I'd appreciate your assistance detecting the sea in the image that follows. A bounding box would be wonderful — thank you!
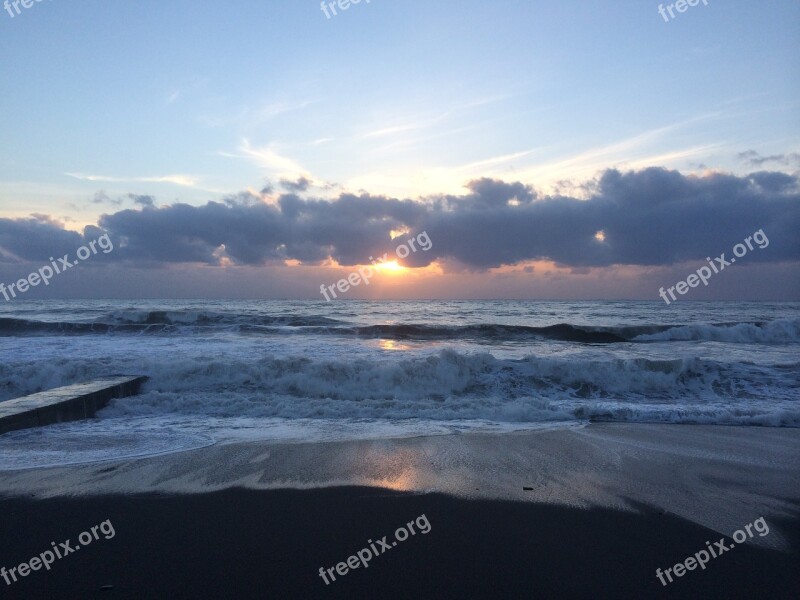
[0,300,798,469]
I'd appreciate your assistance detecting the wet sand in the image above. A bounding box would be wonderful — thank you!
[1,424,799,598]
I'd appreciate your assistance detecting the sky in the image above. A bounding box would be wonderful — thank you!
[0,0,798,300]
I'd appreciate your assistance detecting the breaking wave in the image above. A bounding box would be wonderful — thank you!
[1,313,797,345]
[2,350,797,426]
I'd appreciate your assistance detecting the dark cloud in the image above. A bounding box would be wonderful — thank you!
[0,215,84,263]
[738,150,800,169]
[1,168,798,270]
[91,191,124,206]
[260,181,274,195]
[462,178,536,208]
[91,192,155,208]
[279,176,311,192]
[131,194,155,208]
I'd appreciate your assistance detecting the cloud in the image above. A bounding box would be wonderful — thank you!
[738,150,800,168]
[131,194,156,208]
[2,168,798,271]
[223,140,308,179]
[65,172,202,188]
[0,215,85,263]
[91,191,125,206]
[89,192,156,208]
[260,182,274,195]
[279,176,311,192]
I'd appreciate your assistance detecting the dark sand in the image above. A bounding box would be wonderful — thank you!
[1,424,799,599]
[1,488,798,599]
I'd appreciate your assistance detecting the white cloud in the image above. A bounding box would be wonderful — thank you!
[65,172,201,188]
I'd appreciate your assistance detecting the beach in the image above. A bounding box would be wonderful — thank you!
[2,423,799,598]
[1,300,798,598]
[3,0,799,596]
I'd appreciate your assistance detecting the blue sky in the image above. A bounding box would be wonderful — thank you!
[0,0,798,299]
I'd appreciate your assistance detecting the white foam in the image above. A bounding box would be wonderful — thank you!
[633,319,800,343]
[0,423,214,471]
[0,416,581,470]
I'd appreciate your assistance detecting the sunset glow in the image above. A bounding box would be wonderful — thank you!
[374,260,408,275]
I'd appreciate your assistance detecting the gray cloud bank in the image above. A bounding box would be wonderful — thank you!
[1,168,798,271]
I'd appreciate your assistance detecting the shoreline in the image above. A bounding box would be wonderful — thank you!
[1,424,799,598]
[2,424,797,530]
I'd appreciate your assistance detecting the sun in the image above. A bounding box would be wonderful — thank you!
[375,260,408,274]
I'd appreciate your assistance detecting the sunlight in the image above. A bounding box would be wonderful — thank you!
[375,260,408,274]
[378,339,412,351]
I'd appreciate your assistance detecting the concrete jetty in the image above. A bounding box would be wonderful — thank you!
[0,376,148,435]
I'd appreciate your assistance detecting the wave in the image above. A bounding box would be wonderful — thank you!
[346,323,629,343]
[1,314,798,344]
[0,311,345,336]
[0,318,126,335]
[103,310,344,327]
[631,319,800,343]
[2,350,797,426]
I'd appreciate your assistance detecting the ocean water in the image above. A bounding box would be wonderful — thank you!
[0,300,798,469]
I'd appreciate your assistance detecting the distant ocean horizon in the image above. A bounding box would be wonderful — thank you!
[1,299,798,469]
